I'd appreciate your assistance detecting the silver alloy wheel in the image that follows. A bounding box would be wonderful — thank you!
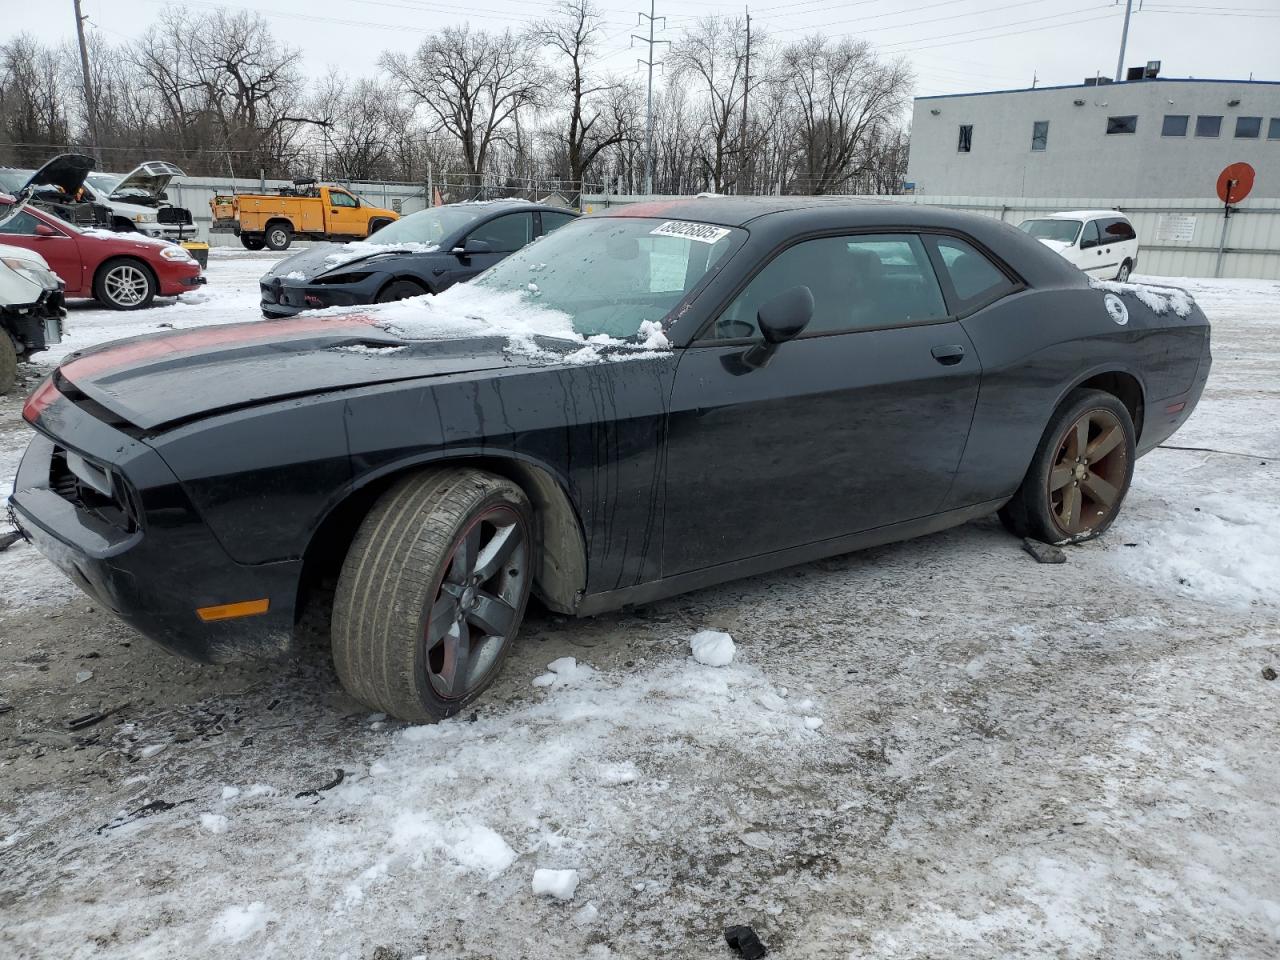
[103,263,150,306]
[269,227,288,247]
[425,506,529,699]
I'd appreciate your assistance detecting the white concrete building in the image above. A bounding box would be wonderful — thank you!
[906,77,1280,199]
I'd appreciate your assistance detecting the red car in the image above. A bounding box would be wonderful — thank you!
[0,194,204,310]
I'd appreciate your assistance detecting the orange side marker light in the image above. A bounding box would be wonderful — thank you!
[196,599,270,622]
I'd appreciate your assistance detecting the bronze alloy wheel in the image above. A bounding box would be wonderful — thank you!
[424,505,529,700]
[1047,408,1129,537]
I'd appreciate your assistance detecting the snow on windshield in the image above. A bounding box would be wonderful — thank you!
[1091,278,1195,318]
[365,281,670,363]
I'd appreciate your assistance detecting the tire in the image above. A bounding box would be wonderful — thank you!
[1116,259,1132,282]
[241,234,266,251]
[332,468,535,722]
[264,222,292,251]
[0,333,17,395]
[998,388,1136,545]
[376,280,427,303]
[93,258,156,310]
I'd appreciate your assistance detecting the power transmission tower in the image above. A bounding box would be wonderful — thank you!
[72,0,103,166]
[633,0,669,195]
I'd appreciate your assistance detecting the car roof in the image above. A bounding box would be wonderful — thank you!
[1034,210,1129,221]
[440,200,573,214]
[598,195,900,227]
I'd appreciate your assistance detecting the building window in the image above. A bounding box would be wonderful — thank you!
[1106,115,1138,135]
[1235,116,1262,139]
[1270,118,1280,140]
[1196,115,1222,138]
[1162,114,1189,137]
[1031,120,1049,151]
[957,124,973,153]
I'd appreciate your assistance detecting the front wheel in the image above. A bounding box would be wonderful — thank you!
[331,469,534,722]
[376,280,427,303]
[94,258,156,310]
[264,223,292,250]
[999,388,1136,544]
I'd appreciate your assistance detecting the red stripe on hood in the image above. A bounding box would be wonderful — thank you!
[59,314,379,382]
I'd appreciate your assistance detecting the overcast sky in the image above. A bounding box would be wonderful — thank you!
[10,0,1280,101]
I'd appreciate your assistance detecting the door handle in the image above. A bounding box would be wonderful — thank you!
[931,344,965,365]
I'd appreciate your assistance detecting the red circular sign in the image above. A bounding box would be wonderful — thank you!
[1217,162,1255,204]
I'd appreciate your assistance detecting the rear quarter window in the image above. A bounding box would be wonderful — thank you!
[928,235,1017,311]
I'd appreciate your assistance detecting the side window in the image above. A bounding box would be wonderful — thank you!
[1235,116,1262,139]
[957,124,973,153]
[711,233,947,339]
[540,211,576,235]
[469,213,533,253]
[1162,114,1189,137]
[1106,115,1138,135]
[0,211,42,235]
[1080,220,1102,249]
[930,236,1015,309]
[329,191,357,208]
[1195,115,1222,138]
[1103,218,1136,242]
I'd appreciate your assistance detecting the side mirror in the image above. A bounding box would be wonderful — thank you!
[452,238,493,256]
[743,285,814,368]
[34,223,58,237]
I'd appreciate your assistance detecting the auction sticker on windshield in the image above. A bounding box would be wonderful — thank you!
[650,221,732,244]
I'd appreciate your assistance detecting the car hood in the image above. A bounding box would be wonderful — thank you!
[1036,238,1075,254]
[266,241,444,281]
[54,314,521,431]
[108,160,184,201]
[22,153,95,196]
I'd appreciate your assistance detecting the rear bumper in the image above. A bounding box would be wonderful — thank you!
[1136,339,1211,456]
[9,403,301,663]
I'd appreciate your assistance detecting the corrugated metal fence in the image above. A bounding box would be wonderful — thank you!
[581,193,1280,281]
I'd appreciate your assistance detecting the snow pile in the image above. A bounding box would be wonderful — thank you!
[531,655,595,688]
[689,629,736,666]
[79,228,175,249]
[322,241,440,270]
[199,814,229,835]
[207,902,275,944]
[1091,278,1195,317]
[531,868,580,901]
[370,281,672,364]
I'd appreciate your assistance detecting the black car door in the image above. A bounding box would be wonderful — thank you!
[661,232,982,577]
[447,212,536,283]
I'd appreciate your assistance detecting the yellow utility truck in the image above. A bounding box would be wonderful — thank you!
[209,179,398,250]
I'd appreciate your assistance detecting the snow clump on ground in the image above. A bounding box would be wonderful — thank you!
[689,629,736,666]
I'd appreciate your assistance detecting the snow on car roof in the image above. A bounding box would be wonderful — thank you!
[1039,210,1132,220]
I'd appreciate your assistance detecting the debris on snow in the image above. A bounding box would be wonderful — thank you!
[1263,667,1277,682]
[532,868,580,901]
[803,717,824,731]
[207,902,275,944]
[690,630,736,667]
[138,743,166,759]
[1023,538,1067,564]
[295,768,345,799]
[573,901,600,926]
[725,924,769,959]
[74,670,93,684]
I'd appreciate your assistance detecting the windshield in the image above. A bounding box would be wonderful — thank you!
[0,170,32,194]
[371,206,495,246]
[1019,218,1082,244]
[474,216,744,339]
[86,173,122,194]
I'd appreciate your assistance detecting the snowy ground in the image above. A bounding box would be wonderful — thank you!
[1,260,1278,959]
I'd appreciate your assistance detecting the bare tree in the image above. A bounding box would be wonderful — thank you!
[308,73,415,180]
[530,0,634,183]
[781,35,911,195]
[0,35,72,166]
[668,16,752,193]
[383,26,544,193]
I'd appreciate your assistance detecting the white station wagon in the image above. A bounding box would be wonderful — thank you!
[1018,210,1139,281]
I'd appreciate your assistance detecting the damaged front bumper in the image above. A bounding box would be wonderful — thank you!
[2,288,65,356]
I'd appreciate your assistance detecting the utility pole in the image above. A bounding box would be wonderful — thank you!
[633,0,668,195]
[72,0,103,166]
[1114,0,1135,82]
[740,8,751,195]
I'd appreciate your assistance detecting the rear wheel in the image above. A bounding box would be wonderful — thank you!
[1116,259,1133,282]
[264,222,292,251]
[241,234,266,251]
[331,469,534,722]
[0,333,17,394]
[376,280,427,303]
[999,388,1135,544]
[94,258,156,310]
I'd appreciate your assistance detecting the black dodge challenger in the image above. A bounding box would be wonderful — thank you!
[259,200,577,317]
[11,197,1211,721]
